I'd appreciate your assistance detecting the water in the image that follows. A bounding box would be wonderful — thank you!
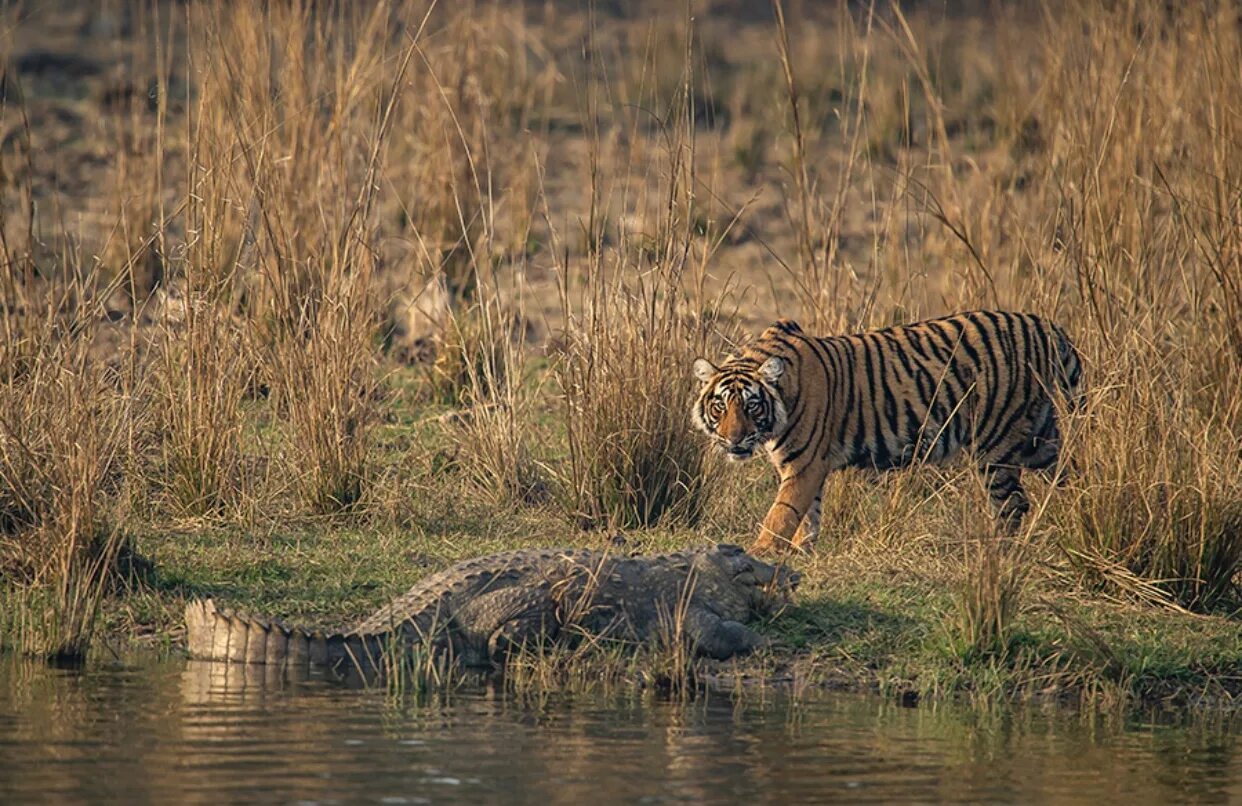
[0,655,1238,804]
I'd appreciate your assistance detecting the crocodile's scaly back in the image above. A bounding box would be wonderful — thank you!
[350,548,606,635]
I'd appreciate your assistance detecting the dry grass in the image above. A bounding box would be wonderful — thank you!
[152,163,252,517]
[551,245,725,528]
[945,536,1028,662]
[447,297,548,506]
[188,0,414,514]
[548,11,731,529]
[0,0,1239,696]
[1051,338,1242,610]
[0,280,137,658]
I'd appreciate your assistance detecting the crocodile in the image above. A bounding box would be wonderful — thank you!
[184,544,799,675]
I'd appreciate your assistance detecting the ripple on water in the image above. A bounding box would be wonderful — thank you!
[0,655,1238,804]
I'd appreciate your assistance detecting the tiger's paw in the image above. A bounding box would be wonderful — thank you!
[748,537,779,556]
[789,538,816,555]
[750,536,803,556]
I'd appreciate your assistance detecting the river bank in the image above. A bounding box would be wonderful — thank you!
[65,384,1239,714]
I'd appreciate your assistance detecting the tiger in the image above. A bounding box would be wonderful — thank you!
[691,310,1083,553]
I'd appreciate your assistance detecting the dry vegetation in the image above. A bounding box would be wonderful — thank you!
[0,0,1240,706]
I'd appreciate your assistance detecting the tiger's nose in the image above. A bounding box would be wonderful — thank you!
[718,410,749,444]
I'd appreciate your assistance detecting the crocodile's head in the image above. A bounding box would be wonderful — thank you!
[690,544,800,620]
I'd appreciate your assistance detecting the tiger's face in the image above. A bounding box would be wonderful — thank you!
[691,356,788,461]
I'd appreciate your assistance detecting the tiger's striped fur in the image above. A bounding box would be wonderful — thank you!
[692,311,1082,553]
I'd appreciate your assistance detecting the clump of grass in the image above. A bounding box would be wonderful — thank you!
[415,307,507,407]
[645,583,703,699]
[944,537,1027,663]
[0,291,136,659]
[503,638,714,702]
[147,59,259,518]
[271,284,381,515]
[0,29,142,659]
[380,626,460,700]
[448,308,548,507]
[502,640,631,699]
[1051,341,1242,611]
[554,263,720,529]
[154,306,250,518]
[187,0,419,515]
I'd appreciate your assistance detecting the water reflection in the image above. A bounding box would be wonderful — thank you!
[0,654,1238,804]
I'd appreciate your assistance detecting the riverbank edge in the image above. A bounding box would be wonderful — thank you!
[64,588,1242,716]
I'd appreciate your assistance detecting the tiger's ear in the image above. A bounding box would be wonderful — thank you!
[692,358,718,382]
[758,356,785,384]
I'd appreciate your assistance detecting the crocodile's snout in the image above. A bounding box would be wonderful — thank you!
[746,557,799,590]
[740,558,798,615]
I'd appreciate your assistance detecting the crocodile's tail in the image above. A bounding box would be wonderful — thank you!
[185,599,388,673]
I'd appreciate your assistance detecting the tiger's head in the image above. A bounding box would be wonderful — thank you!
[691,355,789,461]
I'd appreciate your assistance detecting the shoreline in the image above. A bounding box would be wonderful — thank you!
[63,527,1241,716]
[63,626,1242,715]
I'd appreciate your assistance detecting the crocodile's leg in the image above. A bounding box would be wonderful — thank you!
[449,586,558,668]
[487,604,560,665]
[684,607,770,660]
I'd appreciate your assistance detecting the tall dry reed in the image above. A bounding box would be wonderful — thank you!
[0,279,137,658]
[187,1,424,513]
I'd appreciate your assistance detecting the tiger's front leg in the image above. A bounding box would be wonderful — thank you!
[790,495,822,552]
[752,466,828,555]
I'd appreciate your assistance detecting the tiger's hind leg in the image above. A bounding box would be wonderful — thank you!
[1017,400,1076,487]
[981,463,1029,533]
[1032,450,1078,489]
